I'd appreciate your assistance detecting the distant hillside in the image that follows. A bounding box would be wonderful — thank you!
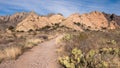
[0,12,29,30]
[0,11,120,32]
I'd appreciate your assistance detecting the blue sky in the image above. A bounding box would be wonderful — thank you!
[0,0,120,17]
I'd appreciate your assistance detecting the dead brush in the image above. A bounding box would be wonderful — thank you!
[4,46,22,59]
[24,38,42,48]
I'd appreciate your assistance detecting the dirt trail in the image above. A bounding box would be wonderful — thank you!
[0,36,63,68]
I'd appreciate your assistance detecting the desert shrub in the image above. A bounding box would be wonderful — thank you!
[111,40,117,45]
[35,29,38,31]
[51,23,60,30]
[74,22,81,26]
[60,33,89,54]
[78,32,88,40]
[8,26,14,30]
[41,25,51,30]
[4,46,22,59]
[24,42,36,48]
[29,31,37,35]
[0,37,43,62]
[24,38,42,48]
[59,48,120,68]
[101,27,107,30]
[106,40,117,45]
[62,34,73,41]
[16,30,24,32]
[28,29,33,32]
[42,36,48,39]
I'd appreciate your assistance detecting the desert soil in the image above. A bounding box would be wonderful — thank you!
[0,36,62,68]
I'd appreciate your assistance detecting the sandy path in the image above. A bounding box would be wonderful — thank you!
[0,36,62,68]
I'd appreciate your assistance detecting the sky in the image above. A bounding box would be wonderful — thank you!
[0,0,120,17]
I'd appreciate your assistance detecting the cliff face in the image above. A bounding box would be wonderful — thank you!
[0,11,120,32]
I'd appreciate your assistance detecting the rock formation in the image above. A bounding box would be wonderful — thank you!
[0,12,29,30]
[0,11,120,32]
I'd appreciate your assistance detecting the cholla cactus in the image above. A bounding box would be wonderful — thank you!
[59,47,120,68]
[59,56,75,68]
[72,48,83,64]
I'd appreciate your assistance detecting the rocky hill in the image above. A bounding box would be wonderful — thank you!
[62,11,119,31]
[0,12,29,31]
[16,12,65,31]
[0,11,120,32]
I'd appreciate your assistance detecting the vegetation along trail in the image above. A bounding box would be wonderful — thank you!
[0,35,63,68]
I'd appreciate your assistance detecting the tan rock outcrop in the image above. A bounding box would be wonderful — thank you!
[16,13,65,31]
[49,14,64,24]
[0,12,29,30]
[62,11,114,31]
[1,11,120,32]
[16,12,50,31]
[62,13,84,31]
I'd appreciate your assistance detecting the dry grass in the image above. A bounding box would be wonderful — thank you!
[0,38,43,62]
[0,46,22,62]
[0,29,57,63]
[27,38,42,44]
[24,38,42,48]
[4,46,22,59]
[56,34,65,44]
